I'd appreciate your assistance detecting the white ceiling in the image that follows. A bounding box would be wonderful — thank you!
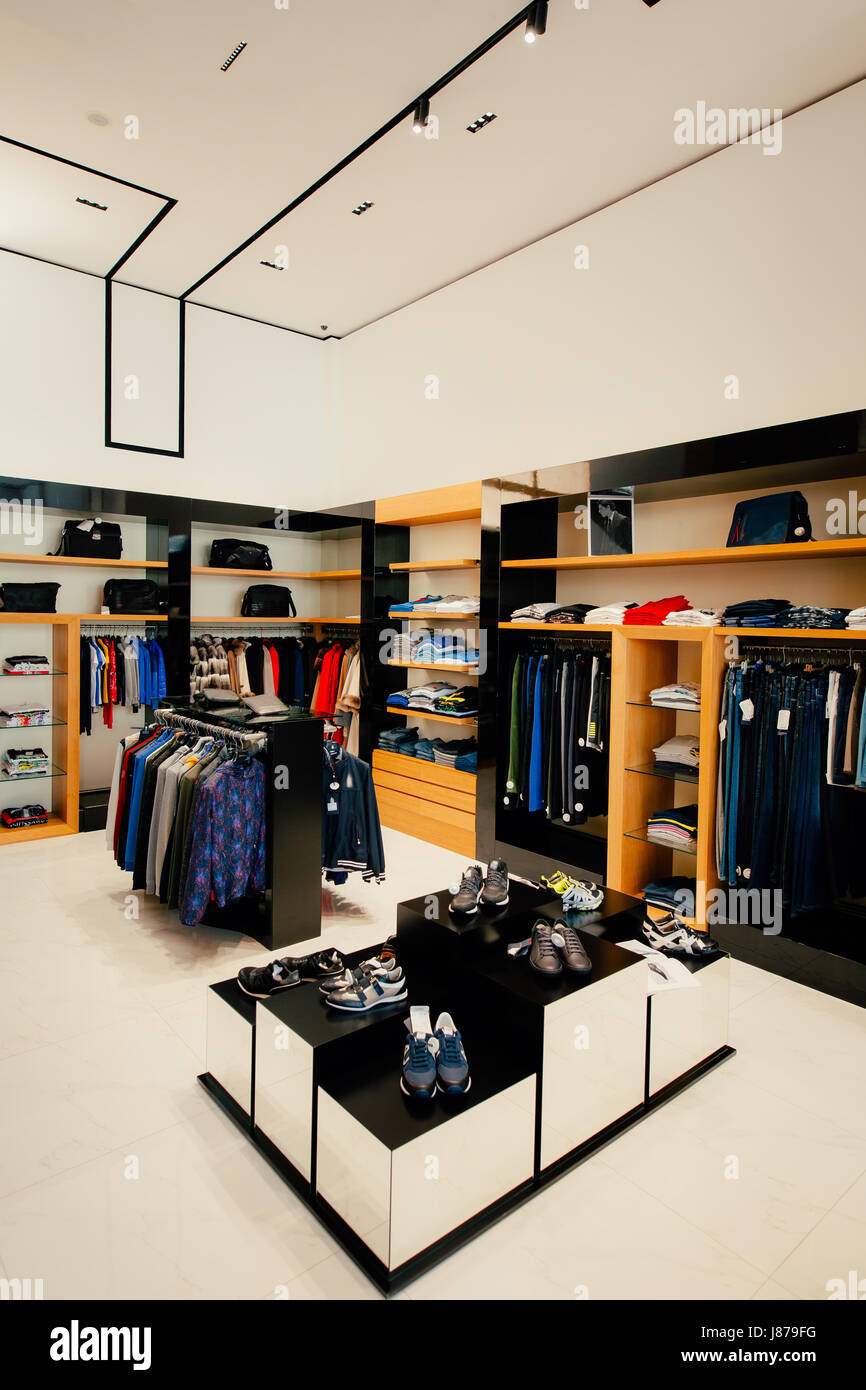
[1,0,865,336]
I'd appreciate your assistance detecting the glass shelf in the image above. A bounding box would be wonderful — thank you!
[626,700,700,711]
[0,670,66,676]
[626,763,699,782]
[1,763,66,782]
[0,721,65,731]
[624,828,697,855]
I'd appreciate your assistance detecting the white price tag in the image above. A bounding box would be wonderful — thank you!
[739,698,755,722]
[777,709,791,731]
[718,718,727,741]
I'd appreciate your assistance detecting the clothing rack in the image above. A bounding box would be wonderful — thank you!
[191,623,315,638]
[732,640,866,664]
[153,706,267,751]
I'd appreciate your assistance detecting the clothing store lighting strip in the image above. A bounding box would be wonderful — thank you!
[76,197,108,210]
[466,112,497,133]
[220,42,247,72]
[259,259,284,270]
[351,200,374,216]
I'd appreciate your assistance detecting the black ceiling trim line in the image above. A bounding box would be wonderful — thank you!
[179,4,535,300]
[0,242,105,281]
[106,196,177,279]
[0,132,175,201]
[335,68,866,339]
[104,279,185,457]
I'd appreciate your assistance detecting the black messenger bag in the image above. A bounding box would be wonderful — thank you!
[0,582,60,612]
[54,518,123,559]
[103,579,161,615]
[240,585,296,618]
[209,539,272,570]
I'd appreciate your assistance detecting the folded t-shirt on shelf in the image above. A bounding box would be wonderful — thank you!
[649,682,701,710]
[583,601,638,624]
[652,734,700,770]
[510,602,560,623]
[0,702,51,726]
[390,595,441,613]
[647,803,699,848]
[846,606,866,630]
[663,608,722,627]
[721,599,790,628]
[546,603,595,624]
[2,654,50,674]
[777,605,849,629]
[623,595,691,626]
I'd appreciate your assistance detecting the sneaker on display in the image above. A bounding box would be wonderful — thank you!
[434,1012,471,1095]
[400,1005,437,1100]
[318,947,398,995]
[449,864,484,916]
[552,920,592,974]
[480,859,509,909]
[325,966,409,1012]
[237,948,346,998]
[539,869,603,912]
[529,918,563,976]
[641,912,719,956]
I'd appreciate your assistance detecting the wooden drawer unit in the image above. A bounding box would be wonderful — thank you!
[372,749,476,856]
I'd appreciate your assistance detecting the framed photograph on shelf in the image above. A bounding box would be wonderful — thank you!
[588,490,634,557]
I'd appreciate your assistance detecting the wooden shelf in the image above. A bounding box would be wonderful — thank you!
[73,613,166,621]
[191,616,361,625]
[387,659,478,672]
[499,621,617,632]
[387,611,479,622]
[192,567,361,580]
[376,482,482,527]
[0,812,76,845]
[501,538,866,570]
[716,627,865,640]
[386,705,477,725]
[0,553,166,570]
[0,613,78,624]
[388,559,478,573]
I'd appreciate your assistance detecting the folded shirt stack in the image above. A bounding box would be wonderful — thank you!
[623,595,691,626]
[1,803,48,828]
[846,606,866,631]
[390,594,441,613]
[721,598,790,627]
[414,737,444,762]
[663,607,722,627]
[435,594,480,614]
[546,603,595,624]
[652,733,700,777]
[432,737,478,771]
[647,803,699,849]
[649,682,701,711]
[583,601,638,625]
[2,654,50,674]
[0,702,51,726]
[510,602,560,623]
[642,876,697,914]
[377,726,420,756]
[390,632,415,663]
[776,605,849,629]
[433,685,478,717]
[413,631,478,664]
[2,746,50,778]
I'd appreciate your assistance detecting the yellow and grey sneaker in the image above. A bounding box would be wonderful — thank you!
[539,870,603,912]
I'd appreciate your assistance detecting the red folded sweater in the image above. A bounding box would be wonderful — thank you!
[623,595,691,626]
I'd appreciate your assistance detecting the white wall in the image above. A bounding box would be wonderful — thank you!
[0,252,331,507]
[331,79,866,507]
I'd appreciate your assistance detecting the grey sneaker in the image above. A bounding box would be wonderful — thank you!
[434,1012,471,1095]
[318,948,398,995]
[324,967,408,1013]
[554,920,592,974]
[237,957,300,998]
[449,864,484,916]
[481,859,509,908]
[529,919,562,976]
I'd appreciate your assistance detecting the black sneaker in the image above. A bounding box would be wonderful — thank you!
[237,948,345,998]
[449,864,484,916]
[553,920,592,974]
[480,859,509,908]
[529,919,562,976]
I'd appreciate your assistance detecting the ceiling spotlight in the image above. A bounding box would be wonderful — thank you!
[351,199,374,216]
[466,111,497,134]
[412,97,430,133]
[524,0,547,42]
[75,196,107,210]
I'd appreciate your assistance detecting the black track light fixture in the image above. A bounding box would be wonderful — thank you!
[412,97,430,133]
[524,0,548,43]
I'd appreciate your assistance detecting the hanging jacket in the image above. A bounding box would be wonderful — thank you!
[322,747,385,882]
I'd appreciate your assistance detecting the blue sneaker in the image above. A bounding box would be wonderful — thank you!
[434,1012,471,1095]
[401,1006,437,1100]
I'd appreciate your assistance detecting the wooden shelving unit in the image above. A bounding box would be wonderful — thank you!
[386,659,478,672]
[385,705,477,725]
[501,537,866,570]
[191,566,361,580]
[388,559,478,573]
[388,610,479,622]
[0,553,167,570]
[0,613,79,846]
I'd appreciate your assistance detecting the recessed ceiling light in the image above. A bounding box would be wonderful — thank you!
[220,41,246,72]
[259,259,284,270]
[75,196,108,210]
[86,111,110,126]
[351,200,374,216]
[466,111,497,133]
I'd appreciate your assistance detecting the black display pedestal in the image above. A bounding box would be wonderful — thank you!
[200,879,734,1294]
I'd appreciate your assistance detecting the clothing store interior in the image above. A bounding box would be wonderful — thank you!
[1,0,865,1318]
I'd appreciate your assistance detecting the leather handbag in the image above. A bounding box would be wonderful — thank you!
[209,539,272,570]
[0,582,60,612]
[53,518,122,559]
[241,584,296,618]
[102,579,161,614]
[726,491,812,547]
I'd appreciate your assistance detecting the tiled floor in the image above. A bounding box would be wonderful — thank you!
[0,827,864,1301]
